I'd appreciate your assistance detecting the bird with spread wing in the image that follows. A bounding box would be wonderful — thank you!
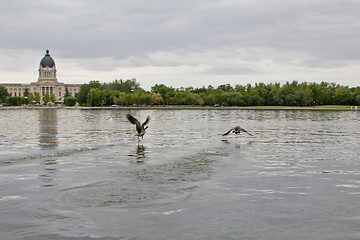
[222,126,253,136]
[126,114,150,141]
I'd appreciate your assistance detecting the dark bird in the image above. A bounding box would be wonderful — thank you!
[126,114,150,141]
[222,126,253,136]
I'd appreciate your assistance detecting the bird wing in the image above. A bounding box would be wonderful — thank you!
[222,128,234,136]
[238,126,253,136]
[126,113,141,132]
[126,114,139,125]
[142,116,150,127]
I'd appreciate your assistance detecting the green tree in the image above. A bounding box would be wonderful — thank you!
[89,88,105,106]
[298,83,313,106]
[322,86,335,105]
[50,94,56,103]
[88,80,103,90]
[76,84,91,105]
[272,92,284,106]
[76,80,115,106]
[7,96,19,106]
[64,96,77,106]
[334,85,352,105]
[285,93,298,106]
[0,86,9,103]
[69,80,360,107]
[169,91,187,105]
[192,86,209,94]
[43,92,50,105]
[201,92,217,106]
[234,84,246,93]
[103,89,125,106]
[217,84,233,92]
[185,93,204,105]
[140,94,154,106]
[124,94,132,106]
[64,86,71,98]
[27,92,35,103]
[309,82,323,105]
[34,92,41,103]
[356,94,360,105]
[106,79,141,93]
[114,92,127,106]
[221,92,244,106]
[151,84,175,104]
[150,92,163,105]
[7,96,26,106]
[130,92,141,106]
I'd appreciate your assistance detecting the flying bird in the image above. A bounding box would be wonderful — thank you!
[126,114,150,141]
[222,126,253,136]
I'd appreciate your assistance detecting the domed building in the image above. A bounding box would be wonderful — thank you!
[40,50,56,68]
[1,50,81,103]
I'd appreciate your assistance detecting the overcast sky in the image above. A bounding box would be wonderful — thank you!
[1,0,359,90]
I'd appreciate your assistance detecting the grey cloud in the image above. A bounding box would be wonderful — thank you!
[1,0,360,87]
[2,0,360,61]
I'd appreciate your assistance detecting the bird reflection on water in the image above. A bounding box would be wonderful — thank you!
[136,144,146,160]
[221,138,256,149]
[128,144,147,162]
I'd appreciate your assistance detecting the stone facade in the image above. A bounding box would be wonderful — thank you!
[0,50,81,102]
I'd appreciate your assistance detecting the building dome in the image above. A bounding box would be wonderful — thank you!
[40,50,55,68]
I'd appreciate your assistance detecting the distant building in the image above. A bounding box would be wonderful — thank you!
[0,50,81,102]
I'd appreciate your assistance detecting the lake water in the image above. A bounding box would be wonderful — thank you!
[0,108,359,240]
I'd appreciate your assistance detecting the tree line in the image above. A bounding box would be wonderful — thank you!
[1,79,360,107]
[74,79,360,107]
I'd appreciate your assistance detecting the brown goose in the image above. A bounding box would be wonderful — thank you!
[223,126,253,136]
[126,114,150,140]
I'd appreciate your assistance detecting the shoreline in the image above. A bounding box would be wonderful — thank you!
[1,105,359,111]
